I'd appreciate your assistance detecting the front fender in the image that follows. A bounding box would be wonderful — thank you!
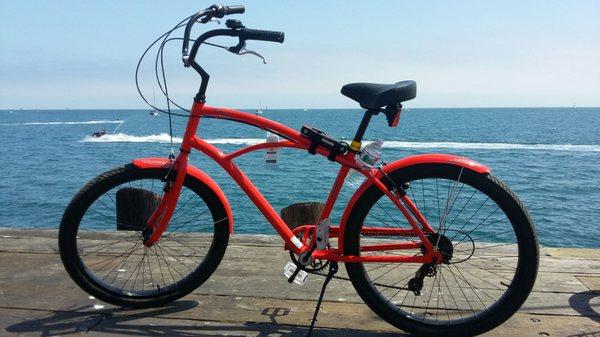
[132,157,234,234]
[339,154,490,247]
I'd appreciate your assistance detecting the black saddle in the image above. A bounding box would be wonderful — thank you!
[341,81,417,109]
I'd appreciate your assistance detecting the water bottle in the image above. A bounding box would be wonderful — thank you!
[345,139,384,188]
[357,139,383,168]
[265,132,279,165]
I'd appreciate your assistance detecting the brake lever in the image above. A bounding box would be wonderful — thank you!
[199,17,221,25]
[239,47,267,64]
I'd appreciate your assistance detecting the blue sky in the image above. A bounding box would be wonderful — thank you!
[1,1,599,109]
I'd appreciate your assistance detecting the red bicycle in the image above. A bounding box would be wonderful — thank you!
[59,4,539,336]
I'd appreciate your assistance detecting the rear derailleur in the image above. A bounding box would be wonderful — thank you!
[408,232,454,296]
[407,263,437,296]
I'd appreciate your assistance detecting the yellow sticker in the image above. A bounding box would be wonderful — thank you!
[350,140,361,151]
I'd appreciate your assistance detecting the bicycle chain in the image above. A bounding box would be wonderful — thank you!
[305,268,412,291]
[290,238,413,291]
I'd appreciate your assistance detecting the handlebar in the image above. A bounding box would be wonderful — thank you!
[182,4,284,66]
[180,4,285,101]
[182,4,246,63]
[239,28,285,43]
[223,5,245,15]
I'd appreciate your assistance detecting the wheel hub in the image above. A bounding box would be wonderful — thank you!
[426,233,453,264]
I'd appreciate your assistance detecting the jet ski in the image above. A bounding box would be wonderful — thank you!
[91,129,107,138]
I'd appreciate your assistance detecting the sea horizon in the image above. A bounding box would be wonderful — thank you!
[2,106,600,111]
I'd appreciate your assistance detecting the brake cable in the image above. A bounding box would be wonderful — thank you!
[135,16,189,114]
[137,10,276,156]
[137,16,237,119]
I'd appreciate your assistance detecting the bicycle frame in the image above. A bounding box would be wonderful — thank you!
[140,100,488,264]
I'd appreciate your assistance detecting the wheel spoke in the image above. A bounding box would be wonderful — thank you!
[70,173,220,299]
[351,168,529,327]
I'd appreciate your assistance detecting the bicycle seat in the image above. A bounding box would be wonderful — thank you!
[341,81,417,109]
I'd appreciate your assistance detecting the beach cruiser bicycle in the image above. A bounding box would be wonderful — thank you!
[59,4,539,336]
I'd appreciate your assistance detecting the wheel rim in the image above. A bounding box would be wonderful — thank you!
[354,168,523,325]
[73,174,220,298]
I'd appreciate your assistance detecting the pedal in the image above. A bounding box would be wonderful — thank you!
[283,261,308,286]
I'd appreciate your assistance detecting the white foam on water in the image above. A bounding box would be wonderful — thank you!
[83,133,183,143]
[382,141,600,152]
[81,134,600,152]
[0,120,123,126]
[206,138,263,145]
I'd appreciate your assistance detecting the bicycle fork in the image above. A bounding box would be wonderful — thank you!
[142,105,203,247]
[142,153,189,246]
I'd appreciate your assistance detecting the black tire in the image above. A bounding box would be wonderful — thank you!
[59,164,230,308]
[344,164,538,336]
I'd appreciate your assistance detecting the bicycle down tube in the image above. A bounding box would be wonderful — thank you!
[145,100,440,264]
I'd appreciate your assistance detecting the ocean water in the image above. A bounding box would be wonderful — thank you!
[0,107,599,248]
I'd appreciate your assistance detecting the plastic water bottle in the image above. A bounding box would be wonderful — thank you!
[345,139,384,188]
[357,139,384,167]
[265,132,279,165]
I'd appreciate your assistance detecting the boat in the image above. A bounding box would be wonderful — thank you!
[149,88,160,116]
[91,129,107,138]
[255,101,264,114]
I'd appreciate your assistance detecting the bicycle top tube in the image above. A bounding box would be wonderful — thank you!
[187,102,362,170]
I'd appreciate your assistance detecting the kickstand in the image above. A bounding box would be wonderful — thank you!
[307,261,338,337]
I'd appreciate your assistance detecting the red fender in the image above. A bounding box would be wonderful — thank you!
[339,154,490,250]
[132,157,234,234]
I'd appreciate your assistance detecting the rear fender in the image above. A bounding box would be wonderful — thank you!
[339,154,490,250]
[132,157,234,234]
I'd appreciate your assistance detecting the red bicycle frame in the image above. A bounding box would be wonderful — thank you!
[139,100,489,264]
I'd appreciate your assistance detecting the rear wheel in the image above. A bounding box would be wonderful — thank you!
[59,164,230,308]
[344,164,538,336]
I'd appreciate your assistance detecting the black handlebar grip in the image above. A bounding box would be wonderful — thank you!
[224,5,245,15]
[240,28,285,43]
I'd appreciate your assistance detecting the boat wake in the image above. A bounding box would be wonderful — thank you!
[1,120,123,126]
[383,141,600,152]
[83,133,183,143]
[81,134,600,152]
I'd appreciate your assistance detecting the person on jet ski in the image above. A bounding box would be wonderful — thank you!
[92,129,106,138]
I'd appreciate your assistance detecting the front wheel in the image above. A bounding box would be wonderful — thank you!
[59,164,230,308]
[344,164,538,336]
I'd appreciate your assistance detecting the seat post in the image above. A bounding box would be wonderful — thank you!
[349,109,378,152]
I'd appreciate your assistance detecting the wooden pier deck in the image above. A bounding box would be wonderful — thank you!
[0,228,598,336]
